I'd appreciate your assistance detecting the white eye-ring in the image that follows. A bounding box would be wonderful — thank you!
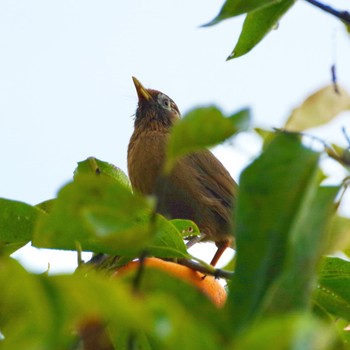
[163,98,170,108]
[158,94,172,110]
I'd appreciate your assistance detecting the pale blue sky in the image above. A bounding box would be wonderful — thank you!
[1,1,349,272]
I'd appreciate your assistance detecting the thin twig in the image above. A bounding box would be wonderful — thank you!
[342,127,350,148]
[177,258,234,279]
[132,251,148,293]
[331,64,340,95]
[304,0,350,25]
[274,128,349,165]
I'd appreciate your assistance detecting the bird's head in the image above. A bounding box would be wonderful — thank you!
[132,76,180,130]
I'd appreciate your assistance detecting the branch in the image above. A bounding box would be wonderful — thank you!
[304,0,350,25]
[178,258,234,279]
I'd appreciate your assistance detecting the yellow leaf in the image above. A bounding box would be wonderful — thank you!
[285,85,350,131]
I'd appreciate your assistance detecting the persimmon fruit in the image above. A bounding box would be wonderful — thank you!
[113,257,227,307]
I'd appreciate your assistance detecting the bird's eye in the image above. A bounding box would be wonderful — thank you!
[163,98,170,108]
[158,94,172,110]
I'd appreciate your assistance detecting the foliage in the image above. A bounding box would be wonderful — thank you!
[1,94,350,348]
[2,2,350,349]
[205,0,350,59]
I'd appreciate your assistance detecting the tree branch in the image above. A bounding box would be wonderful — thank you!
[178,258,234,279]
[304,0,350,25]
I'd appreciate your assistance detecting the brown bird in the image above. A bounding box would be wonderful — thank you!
[127,77,237,266]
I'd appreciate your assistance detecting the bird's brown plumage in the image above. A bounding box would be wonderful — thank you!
[127,77,237,265]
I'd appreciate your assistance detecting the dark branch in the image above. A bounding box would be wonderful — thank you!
[331,64,340,95]
[304,0,350,25]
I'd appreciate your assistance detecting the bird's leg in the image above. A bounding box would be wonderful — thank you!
[186,233,207,249]
[210,241,230,267]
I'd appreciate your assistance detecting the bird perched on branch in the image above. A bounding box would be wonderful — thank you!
[127,77,237,266]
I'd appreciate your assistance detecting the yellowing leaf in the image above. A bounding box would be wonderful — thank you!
[285,85,350,131]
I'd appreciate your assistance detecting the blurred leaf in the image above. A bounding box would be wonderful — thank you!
[326,215,350,255]
[116,267,229,349]
[227,0,295,59]
[0,198,43,254]
[33,175,189,259]
[203,0,282,26]
[326,143,350,167]
[335,319,350,348]
[285,85,350,131]
[228,134,320,335]
[165,107,250,172]
[314,257,350,322]
[0,257,69,350]
[36,199,55,214]
[0,257,151,350]
[234,313,336,349]
[254,127,277,149]
[221,254,236,272]
[345,22,350,34]
[33,175,154,255]
[74,157,131,189]
[265,185,339,313]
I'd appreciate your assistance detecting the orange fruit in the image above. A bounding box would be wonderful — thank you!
[114,257,227,307]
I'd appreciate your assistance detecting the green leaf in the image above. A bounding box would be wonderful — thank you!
[234,313,336,349]
[228,133,320,335]
[148,215,190,258]
[314,257,350,322]
[165,107,250,172]
[36,199,56,214]
[170,219,200,238]
[0,258,66,350]
[326,215,350,255]
[117,267,229,349]
[74,156,131,189]
[0,257,151,350]
[254,127,277,150]
[0,198,43,254]
[33,174,154,255]
[228,0,295,59]
[204,0,284,26]
[285,85,350,131]
[265,185,339,313]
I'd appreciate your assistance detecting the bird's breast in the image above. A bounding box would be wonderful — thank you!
[127,130,168,195]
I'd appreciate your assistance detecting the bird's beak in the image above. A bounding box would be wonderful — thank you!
[132,76,152,101]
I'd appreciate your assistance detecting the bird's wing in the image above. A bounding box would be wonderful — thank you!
[187,150,237,208]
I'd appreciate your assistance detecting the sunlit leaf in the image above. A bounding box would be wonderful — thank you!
[74,157,131,189]
[33,175,154,255]
[285,85,350,131]
[203,0,282,26]
[165,106,250,172]
[0,198,43,254]
[227,0,294,59]
[314,257,350,322]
